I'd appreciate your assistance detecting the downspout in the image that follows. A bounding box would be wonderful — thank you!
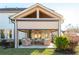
[8,17,16,48]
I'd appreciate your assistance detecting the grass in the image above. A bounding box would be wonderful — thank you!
[0,46,55,55]
[74,46,79,55]
[0,46,79,55]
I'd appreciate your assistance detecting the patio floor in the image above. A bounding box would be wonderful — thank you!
[18,43,56,48]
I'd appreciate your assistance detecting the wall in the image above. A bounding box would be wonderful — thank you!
[0,13,16,39]
[17,21,58,29]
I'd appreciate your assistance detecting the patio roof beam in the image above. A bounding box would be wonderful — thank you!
[36,8,39,18]
[16,18,59,21]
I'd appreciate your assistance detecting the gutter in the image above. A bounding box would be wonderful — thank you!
[8,16,15,24]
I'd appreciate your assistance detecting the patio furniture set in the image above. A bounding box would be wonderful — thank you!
[21,38,51,46]
[1,39,14,48]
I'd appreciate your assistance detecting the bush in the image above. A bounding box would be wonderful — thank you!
[68,35,79,51]
[54,36,69,50]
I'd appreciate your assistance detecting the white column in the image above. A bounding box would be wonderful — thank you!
[58,20,61,36]
[17,30,19,48]
[14,19,18,48]
[0,30,1,39]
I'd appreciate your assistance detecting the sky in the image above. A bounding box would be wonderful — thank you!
[0,0,79,3]
[0,3,79,30]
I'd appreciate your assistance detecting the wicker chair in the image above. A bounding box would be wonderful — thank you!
[21,38,32,46]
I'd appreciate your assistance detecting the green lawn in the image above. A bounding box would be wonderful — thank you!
[0,46,79,55]
[0,47,54,55]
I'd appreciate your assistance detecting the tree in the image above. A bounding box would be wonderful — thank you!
[9,30,12,39]
[66,24,79,33]
[1,30,5,39]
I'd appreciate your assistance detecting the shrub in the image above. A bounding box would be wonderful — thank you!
[68,35,79,51]
[54,36,69,50]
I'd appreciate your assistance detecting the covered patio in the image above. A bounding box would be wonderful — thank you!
[17,18,59,48]
[9,3,63,48]
[18,29,57,48]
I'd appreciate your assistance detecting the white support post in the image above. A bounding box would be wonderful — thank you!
[0,30,1,39]
[58,20,61,36]
[36,8,39,18]
[17,30,19,48]
[14,19,18,48]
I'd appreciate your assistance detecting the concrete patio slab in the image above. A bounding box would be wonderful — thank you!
[18,43,56,48]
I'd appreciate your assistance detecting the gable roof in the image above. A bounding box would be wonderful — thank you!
[9,3,63,21]
[0,8,25,13]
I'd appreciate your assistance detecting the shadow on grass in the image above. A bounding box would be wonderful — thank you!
[52,49,76,55]
[0,47,76,55]
[0,47,46,55]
